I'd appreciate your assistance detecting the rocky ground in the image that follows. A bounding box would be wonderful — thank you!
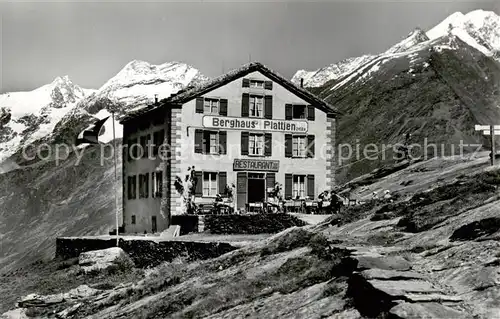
[2,153,500,318]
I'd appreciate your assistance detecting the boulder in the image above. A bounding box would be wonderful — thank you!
[360,269,425,281]
[389,302,467,319]
[17,285,99,308]
[18,293,64,308]
[78,247,134,273]
[354,255,412,271]
[0,308,28,319]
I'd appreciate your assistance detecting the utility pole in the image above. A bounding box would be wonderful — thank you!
[491,125,496,166]
[475,124,500,166]
[112,111,120,246]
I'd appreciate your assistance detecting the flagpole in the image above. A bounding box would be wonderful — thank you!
[112,111,119,247]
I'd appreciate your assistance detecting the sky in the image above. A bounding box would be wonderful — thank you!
[1,1,499,93]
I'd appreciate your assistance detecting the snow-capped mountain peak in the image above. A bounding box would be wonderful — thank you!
[0,75,96,162]
[293,10,500,89]
[92,60,207,109]
[427,10,500,56]
[0,59,206,164]
[292,55,375,88]
[384,28,430,54]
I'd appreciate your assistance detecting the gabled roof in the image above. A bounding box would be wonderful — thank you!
[120,62,339,123]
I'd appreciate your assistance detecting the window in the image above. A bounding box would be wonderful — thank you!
[127,139,134,161]
[127,176,137,199]
[249,134,264,156]
[128,138,139,160]
[250,80,264,88]
[293,105,307,119]
[203,131,219,154]
[292,136,307,158]
[139,135,149,158]
[293,175,306,199]
[152,171,163,198]
[203,172,218,197]
[139,173,149,198]
[153,130,164,156]
[131,215,136,225]
[204,98,219,114]
[249,95,264,117]
[196,130,226,155]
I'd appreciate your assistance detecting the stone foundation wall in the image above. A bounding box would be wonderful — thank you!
[55,237,236,268]
[203,213,307,234]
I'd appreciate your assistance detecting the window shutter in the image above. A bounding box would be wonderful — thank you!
[220,99,228,116]
[145,173,149,198]
[194,171,203,197]
[307,175,315,199]
[152,173,156,198]
[157,171,163,198]
[218,172,227,196]
[241,132,249,155]
[236,172,247,210]
[285,174,293,199]
[264,81,273,90]
[265,133,272,156]
[241,93,250,117]
[127,176,132,199]
[285,104,293,120]
[138,175,143,198]
[242,78,250,87]
[307,105,315,121]
[285,134,292,158]
[266,173,276,190]
[264,95,273,119]
[196,97,204,113]
[219,131,227,155]
[194,129,203,153]
[307,135,315,158]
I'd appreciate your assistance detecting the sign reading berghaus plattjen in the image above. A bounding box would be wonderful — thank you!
[202,115,308,133]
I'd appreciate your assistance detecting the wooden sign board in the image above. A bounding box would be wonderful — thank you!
[475,125,500,131]
[233,159,279,172]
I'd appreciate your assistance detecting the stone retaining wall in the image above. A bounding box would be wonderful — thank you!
[203,213,307,234]
[55,237,237,268]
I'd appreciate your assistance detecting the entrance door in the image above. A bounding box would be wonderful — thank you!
[247,173,266,203]
[152,216,157,233]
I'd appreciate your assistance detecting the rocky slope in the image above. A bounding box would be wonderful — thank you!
[2,154,500,318]
[0,145,120,275]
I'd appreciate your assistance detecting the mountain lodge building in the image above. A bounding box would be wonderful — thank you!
[119,62,338,234]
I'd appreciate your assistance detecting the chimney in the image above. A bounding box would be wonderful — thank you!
[154,94,158,104]
[300,78,304,88]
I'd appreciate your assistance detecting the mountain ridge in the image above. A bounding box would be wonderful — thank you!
[0,60,206,164]
[293,9,500,88]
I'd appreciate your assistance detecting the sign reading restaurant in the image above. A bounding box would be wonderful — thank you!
[233,159,279,172]
[203,115,308,133]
